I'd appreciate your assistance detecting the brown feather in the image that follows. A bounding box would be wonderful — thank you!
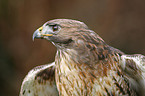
[31,19,145,96]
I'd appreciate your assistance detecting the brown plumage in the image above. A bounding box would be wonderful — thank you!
[21,19,145,96]
[20,62,58,96]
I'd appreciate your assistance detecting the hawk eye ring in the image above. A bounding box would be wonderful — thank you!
[52,25,59,32]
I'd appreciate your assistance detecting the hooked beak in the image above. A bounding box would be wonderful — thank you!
[32,29,42,41]
[32,26,53,41]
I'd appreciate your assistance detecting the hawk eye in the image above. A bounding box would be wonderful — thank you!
[51,25,59,32]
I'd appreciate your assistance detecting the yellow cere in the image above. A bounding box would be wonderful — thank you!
[39,26,43,32]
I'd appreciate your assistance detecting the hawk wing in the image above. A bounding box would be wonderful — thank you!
[120,54,145,96]
[19,62,58,96]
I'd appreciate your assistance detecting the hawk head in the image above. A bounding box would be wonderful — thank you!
[33,19,105,49]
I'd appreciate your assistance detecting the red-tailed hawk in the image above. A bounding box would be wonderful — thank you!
[20,19,145,96]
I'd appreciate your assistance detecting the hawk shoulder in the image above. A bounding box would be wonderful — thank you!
[120,54,145,96]
[20,62,58,96]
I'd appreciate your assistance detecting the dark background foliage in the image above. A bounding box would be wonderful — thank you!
[0,0,145,96]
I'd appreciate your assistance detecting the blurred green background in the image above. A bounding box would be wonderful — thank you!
[0,0,145,96]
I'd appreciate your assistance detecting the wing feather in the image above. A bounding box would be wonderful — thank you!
[19,62,58,96]
[120,54,145,96]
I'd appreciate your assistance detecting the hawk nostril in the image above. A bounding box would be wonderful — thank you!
[39,26,43,32]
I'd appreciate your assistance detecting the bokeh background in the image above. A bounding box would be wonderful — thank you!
[0,0,145,96]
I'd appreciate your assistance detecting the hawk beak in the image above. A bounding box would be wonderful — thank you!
[32,29,42,41]
[32,26,53,41]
